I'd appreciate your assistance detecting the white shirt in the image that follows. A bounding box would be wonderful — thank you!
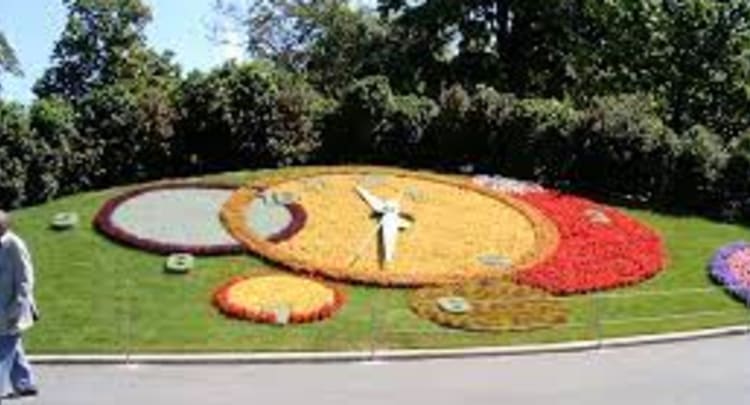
[0,231,37,335]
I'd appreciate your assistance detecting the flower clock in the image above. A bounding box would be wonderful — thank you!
[222,167,560,286]
[222,167,666,292]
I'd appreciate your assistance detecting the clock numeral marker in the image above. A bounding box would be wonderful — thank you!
[302,178,327,192]
[404,186,426,203]
[256,190,299,206]
[359,174,387,188]
[436,296,473,314]
[478,254,513,270]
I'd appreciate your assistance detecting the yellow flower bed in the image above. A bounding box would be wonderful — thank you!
[213,273,345,324]
[222,166,559,286]
[227,275,335,314]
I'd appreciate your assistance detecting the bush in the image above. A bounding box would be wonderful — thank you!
[496,97,581,182]
[177,62,325,172]
[0,101,31,208]
[28,97,92,199]
[571,94,680,201]
[670,125,728,210]
[323,76,437,165]
[266,83,332,166]
[177,63,278,172]
[77,83,176,186]
[468,86,517,156]
[322,75,394,162]
[426,84,517,169]
[427,85,474,166]
[376,94,438,165]
[717,130,750,221]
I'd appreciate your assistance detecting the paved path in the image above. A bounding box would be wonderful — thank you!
[12,335,750,405]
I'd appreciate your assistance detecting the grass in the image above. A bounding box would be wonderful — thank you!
[11,167,750,353]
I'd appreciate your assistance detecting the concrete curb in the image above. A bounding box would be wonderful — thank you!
[30,324,750,365]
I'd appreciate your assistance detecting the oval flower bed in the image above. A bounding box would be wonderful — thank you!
[513,191,666,294]
[95,183,305,255]
[410,278,568,332]
[213,273,346,324]
[709,241,750,305]
[470,177,667,294]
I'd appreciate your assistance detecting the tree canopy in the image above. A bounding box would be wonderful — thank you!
[34,0,177,102]
[0,31,22,91]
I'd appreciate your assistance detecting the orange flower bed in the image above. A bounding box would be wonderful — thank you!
[213,273,345,324]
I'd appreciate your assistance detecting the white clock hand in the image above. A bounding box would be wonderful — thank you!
[380,212,400,263]
[355,186,386,213]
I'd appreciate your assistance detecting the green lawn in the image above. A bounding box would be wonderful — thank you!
[12,167,750,353]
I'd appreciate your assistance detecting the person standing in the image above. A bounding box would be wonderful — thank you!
[0,210,38,399]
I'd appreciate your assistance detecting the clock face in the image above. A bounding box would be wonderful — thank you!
[222,168,558,286]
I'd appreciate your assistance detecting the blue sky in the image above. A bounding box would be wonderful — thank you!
[0,0,375,104]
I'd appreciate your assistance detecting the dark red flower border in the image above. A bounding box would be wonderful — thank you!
[513,190,668,295]
[250,187,308,244]
[212,274,346,324]
[94,182,306,256]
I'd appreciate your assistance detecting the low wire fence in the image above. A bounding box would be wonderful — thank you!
[29,279,750,356]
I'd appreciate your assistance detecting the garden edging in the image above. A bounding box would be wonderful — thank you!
[30,324,750,365]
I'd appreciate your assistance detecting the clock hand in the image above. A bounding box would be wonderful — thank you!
[355,185,386,213]
[380,212,400,263]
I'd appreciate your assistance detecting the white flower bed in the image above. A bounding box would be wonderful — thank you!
[109,188,239,247]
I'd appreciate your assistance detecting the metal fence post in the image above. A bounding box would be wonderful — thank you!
[369,294,378,361]
[591,291,603,349]
[125,275,133,364]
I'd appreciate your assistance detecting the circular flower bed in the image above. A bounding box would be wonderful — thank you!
[95,183,306,255]
[409,278,567,332]
[709,242,750,304]
[213,273,345,324]
[222,167,559,286]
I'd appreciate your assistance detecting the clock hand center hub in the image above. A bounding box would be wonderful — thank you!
[382,200,400,214]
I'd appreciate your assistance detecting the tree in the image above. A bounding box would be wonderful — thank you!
[34,0,176,102]
[378,0,750,138]
[216,0,347,70]
[0,101,31,208]
[0,31,22,91]
[218,0,397,97]
[574,0,750,139]
[377,0,588,97]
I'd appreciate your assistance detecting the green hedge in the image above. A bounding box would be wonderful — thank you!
[176,62,329,173]
[0,101,32,208]
[3,69,750,224]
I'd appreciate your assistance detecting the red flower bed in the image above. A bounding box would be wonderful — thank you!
[514,191,667,294]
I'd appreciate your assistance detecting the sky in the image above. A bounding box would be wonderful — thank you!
[0,0,376,105]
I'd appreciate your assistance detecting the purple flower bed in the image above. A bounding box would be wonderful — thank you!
[709,241,750,305]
